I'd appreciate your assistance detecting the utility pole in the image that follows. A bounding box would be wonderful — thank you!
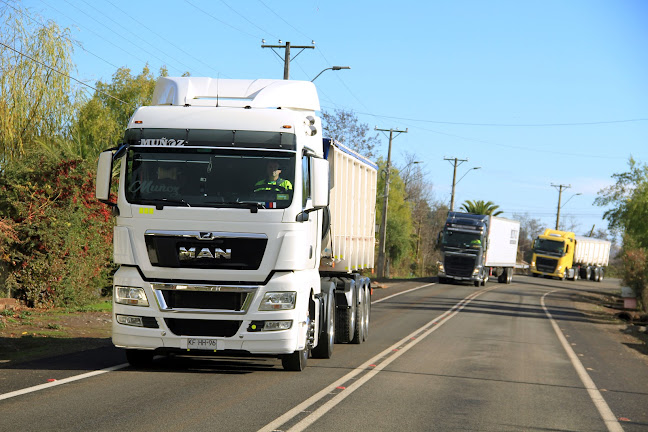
[261,40,315,79]
[375,127,408,279]
[552,183,571,230]
[445,157,468,211]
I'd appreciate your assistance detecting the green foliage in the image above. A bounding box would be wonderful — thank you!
[620,236,648,311]
[321,108,379,158]
[73,65,167,154]
[376,159,413,273]
[460,200,503,216]
[0,3,78,162]
[0,151,115,307]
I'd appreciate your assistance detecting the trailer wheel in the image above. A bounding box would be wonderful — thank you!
[598,268,604,282]
[363,284,371,342]
[585,266,592,281]
[312,290,335,359]
[335,285,356,344]
[506,268,513,284]
[125,349,154,368]
[281,348,309,371]
[352,287,366,344]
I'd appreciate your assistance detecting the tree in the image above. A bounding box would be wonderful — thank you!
[0,3,78,162]
[460,200,503,216]
[375,158,413,276]
[595,157,648,311]
[513,212,544,263]
[321,108,379,158]
[73,65,169,155]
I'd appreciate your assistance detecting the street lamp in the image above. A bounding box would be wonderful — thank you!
[555,192,581,230]
[311,66,350,82]
[445,157,480,211]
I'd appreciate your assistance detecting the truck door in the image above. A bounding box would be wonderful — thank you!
[302,155,317,267]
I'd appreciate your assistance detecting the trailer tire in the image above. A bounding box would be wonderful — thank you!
[506,268,513,284]
[312,290,335,359]
[281,348,309,371]
[363,284,371,342]
[598,268,604,282]
[125,349,154,368]
[352,287,365,344]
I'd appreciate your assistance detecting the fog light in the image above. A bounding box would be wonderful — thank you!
[248,320,293,332]
[116,314,144,327]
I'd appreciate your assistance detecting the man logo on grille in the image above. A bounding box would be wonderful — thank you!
[179,247,232,260]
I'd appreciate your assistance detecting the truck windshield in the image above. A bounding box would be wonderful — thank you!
[124,147,296,209]
[533,239,564,256]
[442,230,483,248]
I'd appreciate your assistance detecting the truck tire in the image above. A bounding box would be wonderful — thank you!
[598,268,604,282]
[125,349,154,368]
[590,267,597,281]
[312,290,335,359]
[352,287,365,344]
[506,267,513,284]
[281,348,309,371]
[363,284,371,342]
[584,266,592,281]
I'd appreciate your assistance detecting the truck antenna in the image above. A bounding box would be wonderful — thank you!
[216,74,220,107]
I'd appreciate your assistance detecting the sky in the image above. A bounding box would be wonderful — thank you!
[12,0,648,238]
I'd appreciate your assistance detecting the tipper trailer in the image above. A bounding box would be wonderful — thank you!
[437,212,520,286]
[95,77,377,371]
[531,229,611,281]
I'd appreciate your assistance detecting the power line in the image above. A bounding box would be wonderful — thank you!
[220,0,279,40]
[185,0,260,39]
[0,40,131,106]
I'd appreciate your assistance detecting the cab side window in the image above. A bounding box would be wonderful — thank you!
[302,156,311,207]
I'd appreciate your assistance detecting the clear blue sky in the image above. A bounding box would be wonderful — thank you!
[18,0,648,238]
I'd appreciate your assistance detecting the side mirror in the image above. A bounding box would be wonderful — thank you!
[96,150,113,202]
[311,157,329,209]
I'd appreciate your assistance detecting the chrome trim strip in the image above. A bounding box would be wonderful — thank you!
[152,283,258,314]
[144,231,268,240]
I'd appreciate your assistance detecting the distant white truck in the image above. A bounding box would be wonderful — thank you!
[95,77,377,371]
[438,212,520,286]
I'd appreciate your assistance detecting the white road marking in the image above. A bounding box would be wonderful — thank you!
[541,290,623,432]
[258,284,494,432]
[0,364,128,401]
[371,283,435,304]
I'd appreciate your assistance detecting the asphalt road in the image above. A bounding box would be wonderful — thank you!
[1,276,647,431]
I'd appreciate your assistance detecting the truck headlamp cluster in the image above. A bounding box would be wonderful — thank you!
[247,320,293,332]
[259,292,296,310]
[115,286,149,306]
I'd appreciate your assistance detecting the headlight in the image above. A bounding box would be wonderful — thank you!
[115,286,149,306]
[259,292,296,310]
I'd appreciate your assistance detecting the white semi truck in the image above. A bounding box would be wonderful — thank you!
[95,77,377,371]
[437,212,520,286]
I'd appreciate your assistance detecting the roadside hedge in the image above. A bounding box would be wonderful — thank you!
[0,152,115,307]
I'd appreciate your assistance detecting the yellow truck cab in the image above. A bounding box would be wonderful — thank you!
[530,229,575,280]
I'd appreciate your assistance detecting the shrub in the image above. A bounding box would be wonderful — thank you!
[0,152,115,307]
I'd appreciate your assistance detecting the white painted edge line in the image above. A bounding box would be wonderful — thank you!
[0,363,129,402]
[258,285,493,432]
[540,290,623,432]
[372,282,436,304]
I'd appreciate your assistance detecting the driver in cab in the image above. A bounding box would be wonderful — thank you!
[254,161,293,193]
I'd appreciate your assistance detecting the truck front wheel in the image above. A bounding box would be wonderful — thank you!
[125,349,154,368]
[281,348,309,371]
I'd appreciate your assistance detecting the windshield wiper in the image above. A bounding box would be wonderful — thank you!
[203,201,266,213]
[137,198,191,209]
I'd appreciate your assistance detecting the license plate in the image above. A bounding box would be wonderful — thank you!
[186,338,218,351]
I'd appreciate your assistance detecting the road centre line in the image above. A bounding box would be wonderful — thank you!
[0,363,128,402]
[0,281,435,402]
[259,285,495,432]
[540,290,623,432]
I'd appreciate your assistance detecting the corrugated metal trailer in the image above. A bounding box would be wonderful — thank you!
[320,139,378,273]
[574,236,611,266]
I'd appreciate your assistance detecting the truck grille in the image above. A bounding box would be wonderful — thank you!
[145,231,267,270]
[160,291,248,310]
[536,257,558,273]
[152,284,256,312]
[444,255,476,277]
[164,319,241,337]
